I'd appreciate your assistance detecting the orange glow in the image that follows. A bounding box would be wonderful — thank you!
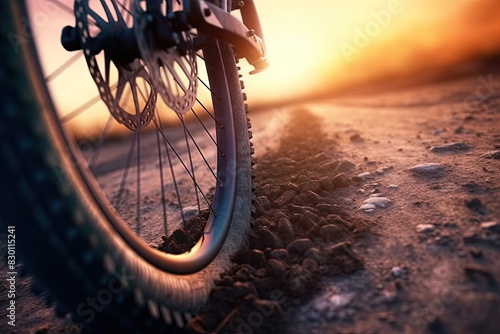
[27,0,500,134]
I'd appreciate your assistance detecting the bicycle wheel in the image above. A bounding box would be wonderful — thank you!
[0,0,254,332]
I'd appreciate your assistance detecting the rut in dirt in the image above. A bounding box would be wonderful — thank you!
[184,108,371,334]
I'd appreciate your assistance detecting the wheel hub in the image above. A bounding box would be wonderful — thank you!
[134,0,198,114]
[73,0,157,131]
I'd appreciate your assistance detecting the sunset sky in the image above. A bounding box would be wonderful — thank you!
[27,0,500,133]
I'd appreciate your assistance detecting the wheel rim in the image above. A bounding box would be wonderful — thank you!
[26,0,239,274]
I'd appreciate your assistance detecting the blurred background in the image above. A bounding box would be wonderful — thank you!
[28,0,500,134]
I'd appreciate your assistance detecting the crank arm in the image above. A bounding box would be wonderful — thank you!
[187,0,269,74]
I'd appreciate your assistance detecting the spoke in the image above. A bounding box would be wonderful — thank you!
[46,0,73,16]
[88,115,113,169]
[181,115,201,212]
[198,77,220,100]
[113,79,127,110]
[130,80,141,116]
[110,0,127,24]
[113,130,138,207]
[154,114,187,224]
[105,54,111,85]
[135,124,142,235]
[45,0,97,25]
[191,108,222,155]
[61,83,119,123]
[155,115,168,236]
[166,63,188,93]
[87,7,108,28]
[196,98,221,128]
[154,117,215,214]
[195,53,213,67]
[99,0,115,23]
[178,115,220,185]
[61,95,101,123]
[45,53,82,83]
[175,58,190,78]
[136,82,148,103]
[117,0,134,18]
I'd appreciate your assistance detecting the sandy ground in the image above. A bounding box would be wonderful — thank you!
[253,75,500,334]
[1,72,500,333]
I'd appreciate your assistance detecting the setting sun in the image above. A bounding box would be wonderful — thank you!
[27,0,500,132]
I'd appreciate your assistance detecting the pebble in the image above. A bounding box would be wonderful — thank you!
[360,203,376,211]
[257,196,271,210]
[172,229,188,244]
[430,142,470,153]
[269,249,289,261]
[480,150,500,159]
[277,217,295,242]
[255,227,283,249]
[299,211,319,223]
[336,161,356,173]
[318,176,334,191]
[316,203,342,215]
[319,224,342,242]
[409,163,445,175]
[302,258,319,272]
[254,299,283,317]
[183,206,200,220]
[305,190,322,205]
[350,134,363,142]
[391,266,403,278]
[273,190,296,207]
[465,198,487,215]
[266,259,287,278]
[363,197,393,208]
[297,175,310,183]
[304,248,326,265]
[232,281,257,296]
[314,292,355,315]
[388,184,399,189]
[432,128,446,136]
[331,173,351,188]
[286,182,300,193]
[480,221,500,233]
[356,172,375,180]
[233,267,254,282]
[250,249,267,269]
[299,180,321,193]
[285,264,312,297]
[299,218,317,230]
[325,214,348,226]
[416,224,436,233]
[286,238,313,256]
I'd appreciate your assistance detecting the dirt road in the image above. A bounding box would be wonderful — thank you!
[2,73,500,333]
[188,73,500,333]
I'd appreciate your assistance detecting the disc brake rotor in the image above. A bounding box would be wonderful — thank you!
[134,0,198,114]
[74,0,157,131]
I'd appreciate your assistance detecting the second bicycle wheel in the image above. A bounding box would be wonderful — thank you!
[0,0,254,332]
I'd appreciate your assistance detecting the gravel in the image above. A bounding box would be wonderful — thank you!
[186,109,368,333]
[409,163,445,176]
[430,142,470,153]
[416,224,436,233]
